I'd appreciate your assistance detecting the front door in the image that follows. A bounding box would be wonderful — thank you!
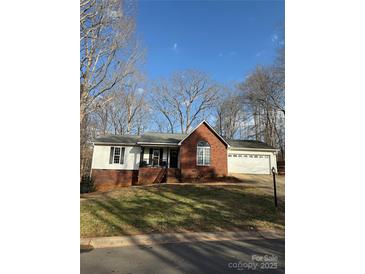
[169,149,178,168]
[152,149,160,166]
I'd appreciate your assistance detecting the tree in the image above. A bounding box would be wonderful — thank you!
[107,80,147,135]
[80,0,142,177]
[238,64,285,158]
[151,70,220,133]
[214,88,245,139]
[150,80,178,133]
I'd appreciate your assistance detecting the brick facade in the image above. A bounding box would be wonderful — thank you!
[137,167,167,185]
[91,169,138,191]
[180,122,228,178]
[90,122,228,190]
[167,168,181,183]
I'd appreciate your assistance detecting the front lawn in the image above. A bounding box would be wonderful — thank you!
[81,182,284,237]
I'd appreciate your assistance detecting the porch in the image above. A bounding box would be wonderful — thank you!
[139,146,180,169]
[137,146,181,185]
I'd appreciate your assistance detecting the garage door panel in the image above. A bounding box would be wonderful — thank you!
[228,153,271,174]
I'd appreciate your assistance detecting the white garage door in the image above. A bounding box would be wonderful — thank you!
[228,153,271,174]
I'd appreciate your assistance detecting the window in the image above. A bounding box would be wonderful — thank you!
[109,147,125,164]
[197,141,210,166]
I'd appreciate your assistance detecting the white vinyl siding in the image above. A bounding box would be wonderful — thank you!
[92,145,141,170]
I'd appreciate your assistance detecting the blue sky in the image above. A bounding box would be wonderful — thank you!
[136,0,284,85]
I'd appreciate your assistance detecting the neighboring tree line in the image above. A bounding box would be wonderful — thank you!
[150,48,285,159]
[80,0,148,177]
[215,47,285,159]
[80,0,285,178]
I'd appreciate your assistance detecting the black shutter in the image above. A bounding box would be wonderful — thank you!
[159,148,163,166]
[149,148,153,165]
[109,147,114,164]
[120,147,125,164]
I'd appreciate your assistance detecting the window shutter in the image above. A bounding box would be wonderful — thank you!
[109,147,114,164]
[120,147,125,164]
[149,148,153,165]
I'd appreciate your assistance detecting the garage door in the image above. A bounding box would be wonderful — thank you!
[228,153,271,174]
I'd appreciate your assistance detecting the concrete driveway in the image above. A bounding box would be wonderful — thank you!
[228,173,285,199]
[81,238,284,274]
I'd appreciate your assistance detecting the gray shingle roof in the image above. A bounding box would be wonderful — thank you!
[94,135,141,144]
[137,133,187,144]
[93,133,275,150]
[227,139,276,149]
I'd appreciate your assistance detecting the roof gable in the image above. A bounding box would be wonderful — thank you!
[178,120,230,147]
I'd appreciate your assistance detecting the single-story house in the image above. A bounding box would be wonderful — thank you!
[91,120,278,190]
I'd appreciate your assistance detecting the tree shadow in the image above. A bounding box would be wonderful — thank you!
[81,185,284,237]
[81,184,285,273]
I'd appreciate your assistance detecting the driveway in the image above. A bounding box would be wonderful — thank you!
[228,173,285,199]
[81,238,285,274]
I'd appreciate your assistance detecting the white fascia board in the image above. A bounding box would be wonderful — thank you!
[178,120,230,147]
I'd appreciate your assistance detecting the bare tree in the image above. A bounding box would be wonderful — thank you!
[238,64,285,158]
[151,70,220,133]
[109,82,146,134]
[80,0,142,177]
[150,80,178,133]
[80,0,141,120]
[133,99,150,135]
[214,88,245,139]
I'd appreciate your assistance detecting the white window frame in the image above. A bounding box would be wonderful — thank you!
[111,146,125,165]
[196,141,211,166]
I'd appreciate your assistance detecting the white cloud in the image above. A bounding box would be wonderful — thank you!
[255,50,265,57]
[172,42,178,53]
[271,34,279,42]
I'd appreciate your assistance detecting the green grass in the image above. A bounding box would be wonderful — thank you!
[80,184,284,237]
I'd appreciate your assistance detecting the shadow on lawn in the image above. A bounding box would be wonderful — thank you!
[80,185,285,273]
[82,185,284,237]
